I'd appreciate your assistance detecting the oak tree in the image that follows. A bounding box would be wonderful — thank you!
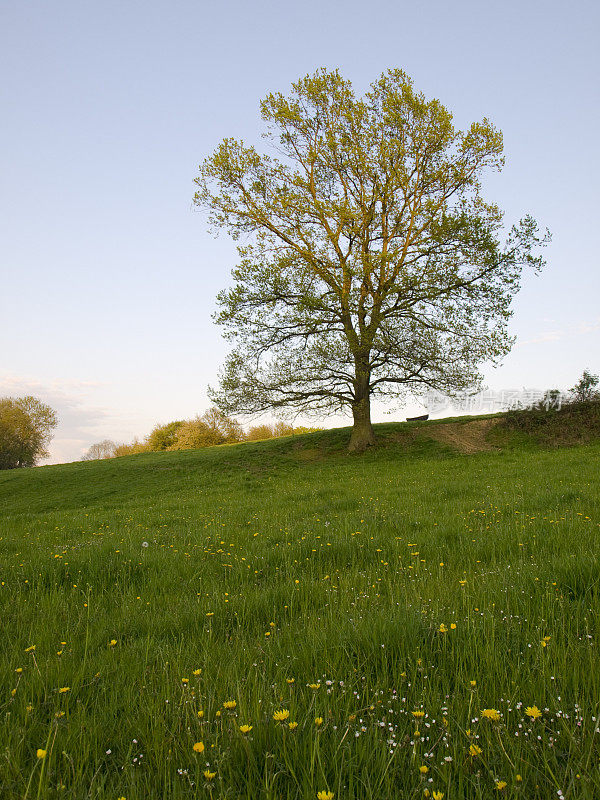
[195,69,549,451]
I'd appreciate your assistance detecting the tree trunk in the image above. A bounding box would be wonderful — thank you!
[348,370,376,453]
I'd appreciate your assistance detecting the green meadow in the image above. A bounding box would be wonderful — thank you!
[1,417,599,799]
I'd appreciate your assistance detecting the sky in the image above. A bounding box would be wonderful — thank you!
[1,0,599,464]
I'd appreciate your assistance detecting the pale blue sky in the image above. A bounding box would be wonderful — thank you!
[2,0,598,463]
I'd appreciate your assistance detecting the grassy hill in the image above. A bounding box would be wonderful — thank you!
[1,415,600,799]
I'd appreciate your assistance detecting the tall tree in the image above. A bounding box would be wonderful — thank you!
[195,69,550,451]
[0,396,58,468]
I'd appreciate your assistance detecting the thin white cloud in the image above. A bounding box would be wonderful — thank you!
[517,317,600,347]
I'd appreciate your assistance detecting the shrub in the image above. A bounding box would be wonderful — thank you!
[146,421,184,451]
[113,439,148,457]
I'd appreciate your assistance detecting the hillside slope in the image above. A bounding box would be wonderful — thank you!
[1,411,599,799]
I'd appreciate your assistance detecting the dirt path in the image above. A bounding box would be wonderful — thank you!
[424,418,498,454]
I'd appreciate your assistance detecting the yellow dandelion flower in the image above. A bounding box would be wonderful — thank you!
[58,687,70,694]
[412,710,425,718]
[25,645,36,652]
[181,678,189,684]
[495,781,507,791]
[197,710,204,718]
[288,721,298,730]
[308,683,321,690]
[26,704,33,712]
[433,792,444,800]
[525,705,541,720]
[36,749,46,759]
[108,639,117,647]
[317,792,334,800]
[481,708,501,721]
[438,623,448,633]
[193,741,205,753]
[315,717,323,726]
[469,744,482,756]
[239,724,253,734]
[516,775,522,782]
[286,678,295,684]
[450,623,456,630]
[273,709,290,721]
[223,700,237,710]
[203,770,216,781]
[15,667,23,673]
[215,710,221,717]
[55,711,65,718]
[193,669,201,676]
[470,680,477,687]
[419,765,429,774]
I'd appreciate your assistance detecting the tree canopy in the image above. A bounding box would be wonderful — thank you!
[0,396,58,469]
[570,369,599,403]
[195,68,550,451]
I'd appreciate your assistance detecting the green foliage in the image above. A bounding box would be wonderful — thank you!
[570,369,600,403]
[113,439,149,457]
[246,421,324,440]
[145,421,184,451]
[0,395,58,469]
[246,421,295,441]
[169,408,244,450]
[502,392,600,445]
[111,412,319,455]
[195,68,550,451]
[246,423,278,441]
[0,423,599,798]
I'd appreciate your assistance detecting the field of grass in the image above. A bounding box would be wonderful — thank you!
[1,418,599,799]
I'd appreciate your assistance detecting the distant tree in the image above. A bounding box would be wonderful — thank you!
[201,407,245,443]
[246,421,295,440]
[113,439,148,457]
[570,369,599,403]
[196,68,550,451]
[146,421,184,451]
[171,418,218,449]
[170,408,244,450]
[81,440,117,461]
[0,396,58,469]
[290,425,323,435]
[246,424,276,441]
[273,421,295,437]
